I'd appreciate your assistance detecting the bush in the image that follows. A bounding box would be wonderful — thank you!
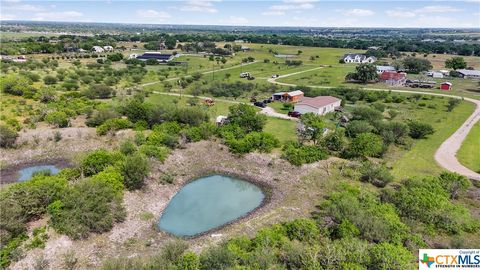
[84,84,115,99]
[369,243,414,270]
[43,75,57,85]
[351,107,383,123]
[0,124,18,148]
[226,132,280,154]
[321,129,347,152]
[345,120,374,138]
[96,118,132,136]
[382,176,478,234]
[119,139,136,155]
[45,111,69,128]
[407,121,434,139]
[185,123,216,142]
[282,141,328,166]
[348,133,383,157]
[121,153,150,190]
[359,161,393,187]
[199,245,236,270]
[81,150,123,176]
[139,144,170,161]
[48,177,126,239]
[85,108,119,127]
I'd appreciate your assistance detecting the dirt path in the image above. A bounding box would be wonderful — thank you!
[269,67,480,181]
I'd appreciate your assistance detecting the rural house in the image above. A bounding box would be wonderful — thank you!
[283,90,304,103]
[457,69,480,79]
[103,45,114,52]
[294,96,341,115]
[376,65,396,73]
[427,71,444,78]
[379,71,407,86]
[342,53,376,63]
[136,52,174,62]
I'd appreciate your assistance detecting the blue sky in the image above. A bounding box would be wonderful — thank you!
[1,0,479,28]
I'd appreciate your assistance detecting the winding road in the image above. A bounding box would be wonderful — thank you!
[268,66,480,181]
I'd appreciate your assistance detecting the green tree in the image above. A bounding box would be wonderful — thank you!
[227,104,266,133]
[353,63,379,83]
[348,133,383,157]
[43,75,57,85]
[445,57,467,70]
[402,57,432,73]
[438,172,471,199]
[369,243,414,270]
[299,113,325,144]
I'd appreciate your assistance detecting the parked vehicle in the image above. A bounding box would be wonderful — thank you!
[271,74,280,78]
[288,111,301,118]
[254,101,266,108]
[247,76,255,80]
[263,99,272,104]
[240,72,251,78]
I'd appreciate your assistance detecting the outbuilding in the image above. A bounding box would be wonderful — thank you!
[440,82,452,90]
[282,90,304,103]
[294,96,342,116]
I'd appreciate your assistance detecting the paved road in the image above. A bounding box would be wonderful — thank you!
[269,67,480,181]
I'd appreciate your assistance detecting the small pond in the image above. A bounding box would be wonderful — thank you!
[17,165,61,182]
[158,174,265,237]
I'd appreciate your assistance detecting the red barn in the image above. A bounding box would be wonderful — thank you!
[440,82,452,90]
[379,72,407,86]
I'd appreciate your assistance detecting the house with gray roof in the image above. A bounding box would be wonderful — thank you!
[457,69,480,79]
[342,53,376,64]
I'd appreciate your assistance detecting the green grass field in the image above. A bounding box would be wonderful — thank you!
[264,118,297,143]
[457,122,480,173]
[388,100,476,179]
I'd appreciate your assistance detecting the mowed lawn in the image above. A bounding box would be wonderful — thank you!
[390,100,476,179]
[457,121,480,173]
[264,118,297,143]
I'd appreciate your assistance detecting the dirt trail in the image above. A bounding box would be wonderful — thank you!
[269,67,480,181]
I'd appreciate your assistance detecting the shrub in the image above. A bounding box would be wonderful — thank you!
[447,98,461,112]
[147,131,179,148]
[85,108,119,127]
[369,243,414,270]
[119,139,136,155]
[84,84,115,99]
[96,118,132,136]
[345,120,374,138]
[348,133,383,157]
[81,150,123,176]
[226,132,280,154]
[121,153,150,190]
[382,176,478,234]
[199,245,236,270]
[45,111,69,128]
[438,172,471,199]
[407,121,434,139]
[351,107,383,123]
[359,161,393,187]
[282,141,328,166]
[43,75,57,85]
[48,177,126,239]
[0,124,18,148]
[321,129,347,152]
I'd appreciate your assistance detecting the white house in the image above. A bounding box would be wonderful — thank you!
[294,96,342,116]
[376,65,396,73]
[103,45,114,52]
[342,53,376,63]
[92,46,105,53]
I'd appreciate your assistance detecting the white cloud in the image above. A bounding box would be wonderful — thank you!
[4,4,45,12]
[32,11,83,21]
[220,16,248,25]
[415,5,463,13]
[179,0,219,13]
[343,8,375,16]
[270,3,314,11]
[386,9,416,18]
[3,0,21,3]
[262,11,285,16]
[136,9,171,19]
[0,14,17,20]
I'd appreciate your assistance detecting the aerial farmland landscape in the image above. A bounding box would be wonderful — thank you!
[0,1,479,269]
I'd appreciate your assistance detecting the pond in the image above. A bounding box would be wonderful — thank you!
[158,174,265,237]
[17,165,61,182]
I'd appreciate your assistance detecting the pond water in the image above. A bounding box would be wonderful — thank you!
[158,174,265,237]
[17,165,61,182]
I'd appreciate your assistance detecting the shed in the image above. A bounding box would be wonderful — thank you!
[440,82,452,90]
[283,90,304,103]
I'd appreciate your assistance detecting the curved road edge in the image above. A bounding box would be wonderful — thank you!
[268,67,480,181]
